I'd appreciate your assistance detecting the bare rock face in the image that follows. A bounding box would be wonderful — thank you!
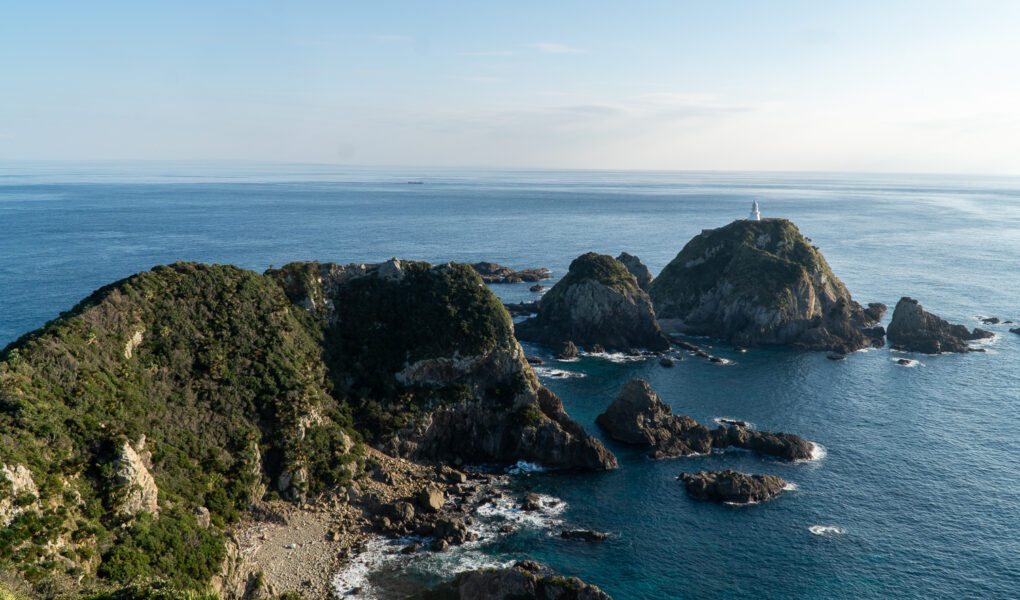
[411,561,614,600]
[517,253,669,352]
[616,252,653,291]
[678,470,787,504]
[113,437,159,516]
[650,219,885,352]
[596,379,813,461]
[887,297,994,353]
[0,463,40,527]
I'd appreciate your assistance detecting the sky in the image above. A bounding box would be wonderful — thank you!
[3,1,1020,173]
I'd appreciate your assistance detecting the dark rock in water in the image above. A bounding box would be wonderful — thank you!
[616,252,654,291]
[526,356,543,365]
[516,252,670,352]
[589,343,606,354]
[529,284,544,292]
[897,359,912,365]
[826,353,846,361]
[521,493,543,512]
[695,350,710,359]
[673,340,701,352]
[1011,327,1020,335]
[410,564,614,600]
[431,539,449,551]
[555,341,579,359]
[887,297,994,353]
[504,301,541,317]
[650,219,885,353]
[470,261,552,283]
[734,345,747,353]
[659,357,675,368]
[626,348,643,356]
[678,470,787,504]
[560,529,609,542]
[595,379,813,461]
[709,356,724,363]
[1004,320,1014,324]
[719,418,749,428]
[981,317,1000,325]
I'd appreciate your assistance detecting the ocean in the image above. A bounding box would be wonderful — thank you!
[2,162,1019,599]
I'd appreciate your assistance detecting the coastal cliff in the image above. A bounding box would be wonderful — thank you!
[649,219,885,352]
[516,252,669,351]
[0,259,614,598]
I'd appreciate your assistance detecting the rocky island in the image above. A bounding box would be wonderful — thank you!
[0,259,614,599]
[469,262,552,284]
[649,219,886,353]
[678,470,788,504]
[886,297,994,353]
[516,252,670,352]
[596,379,814,461]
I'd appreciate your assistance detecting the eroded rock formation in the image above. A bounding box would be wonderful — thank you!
[887,297,994,353]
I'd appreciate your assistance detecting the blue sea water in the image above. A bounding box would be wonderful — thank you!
[2,162,1019,599]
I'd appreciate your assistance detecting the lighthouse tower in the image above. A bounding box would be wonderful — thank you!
[748,200,761,221]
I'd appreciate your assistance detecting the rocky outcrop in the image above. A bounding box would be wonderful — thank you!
[678,470,787,504]
[470,262,552,284]
[516,253,669,351]
[887,297,995,353]
[0,463,39,527]
[616,252,653,290]
[596,379,813,461]
[650,219,885,352]
[113,437,160,516]
[412,561,613,600]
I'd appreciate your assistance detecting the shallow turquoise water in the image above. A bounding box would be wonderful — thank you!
[1,163,1018,599]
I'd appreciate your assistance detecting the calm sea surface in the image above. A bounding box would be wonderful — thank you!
[2,162,1019,599]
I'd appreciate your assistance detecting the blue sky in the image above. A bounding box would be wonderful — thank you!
[3,1,1020,172]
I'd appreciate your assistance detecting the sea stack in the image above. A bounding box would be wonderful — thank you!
[649,218,886,352]
[516,252,670,352]
[886,297,994,353]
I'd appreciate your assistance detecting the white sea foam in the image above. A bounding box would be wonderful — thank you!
[584,351,647,363]
[809,525,846,536]
[783,482,799,491]
[533,366,585,379]
[554,357,580,363]
[504,460,547,474]
[892,358,921,367]
[809,442,827,461]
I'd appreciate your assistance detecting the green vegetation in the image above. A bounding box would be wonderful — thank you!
[650,218,845,318]
[0,263,361,595]
[541,252,640,308]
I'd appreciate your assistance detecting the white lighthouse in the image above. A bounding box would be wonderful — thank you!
[748,200,761,221]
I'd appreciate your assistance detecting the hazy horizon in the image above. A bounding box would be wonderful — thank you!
[5,1,1020,174]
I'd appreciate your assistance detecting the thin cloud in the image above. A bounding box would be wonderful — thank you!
[527,42,586,55]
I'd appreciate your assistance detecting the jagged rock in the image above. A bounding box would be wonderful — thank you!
[659,357,675,368]
[596,379,813,461]
[418,484,445,513]
[678,470,787,504]
[554,341,578,359]
[526,356,543,365]
[718,419,749,428]
[517,252,669,352]
[410,564,614,600]
[0,463,40,527]
[113,438,159,516]
[434,515,472,545]
[650,219,885,353]
[616,252,653,291]
[560,530,608,542]
[588,343,605,354]
[981,317,1000,325]
[470,262,552,284]
[887,297,995,353]
[530,284,544,292]
[521,493,543,511]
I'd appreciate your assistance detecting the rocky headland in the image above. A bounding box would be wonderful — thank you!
[516,252,670,352]
[678,470,788,504]
[596,379,814,461]
[0,259,614,599]
[470,262,552,284]
[886,297,994,353]
[649,219,886,353]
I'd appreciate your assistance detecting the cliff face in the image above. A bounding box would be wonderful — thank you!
[516,252,669,351]
[650,219,885,352]
[887,297,994,353]
[268,259,616,472]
